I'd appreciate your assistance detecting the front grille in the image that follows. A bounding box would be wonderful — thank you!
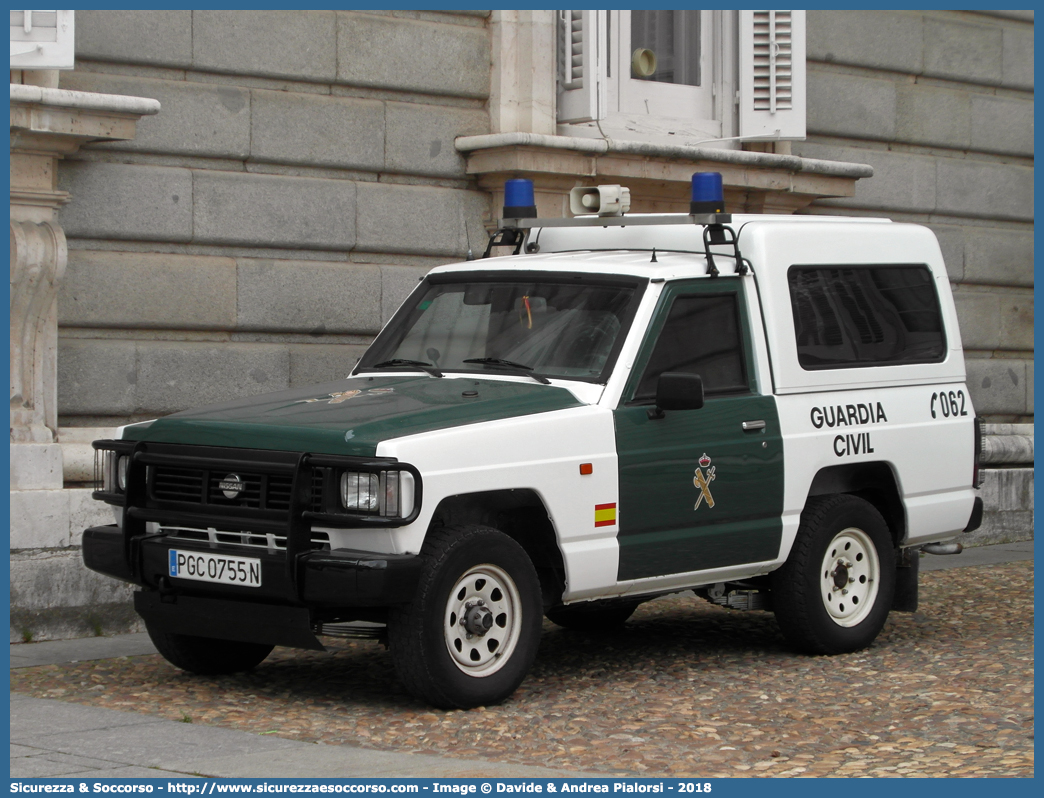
[153,467,204,502]
[161,525,330,552]
[150,467,320,513]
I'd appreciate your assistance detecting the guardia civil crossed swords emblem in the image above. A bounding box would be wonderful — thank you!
[694,453,716,510]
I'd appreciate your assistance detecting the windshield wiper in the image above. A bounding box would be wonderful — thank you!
[462,358,550,385]
[371,359,443,378]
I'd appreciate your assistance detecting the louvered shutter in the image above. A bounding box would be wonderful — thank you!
[557,10,607,124]
[738,10,806,139]
[10,10,75,70]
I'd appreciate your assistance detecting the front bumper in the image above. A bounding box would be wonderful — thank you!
[83,524,423,650]
[84,524,422,608]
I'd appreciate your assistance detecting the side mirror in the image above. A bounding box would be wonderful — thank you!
[650,372,704,418]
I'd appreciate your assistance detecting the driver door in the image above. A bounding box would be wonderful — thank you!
[613,278,783,581]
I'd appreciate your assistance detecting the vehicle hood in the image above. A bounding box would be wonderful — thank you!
[122,375,585,457]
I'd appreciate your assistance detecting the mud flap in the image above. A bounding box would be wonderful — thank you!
[892,547,919,613]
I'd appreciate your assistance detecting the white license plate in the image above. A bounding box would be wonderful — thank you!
[168,549,262,587]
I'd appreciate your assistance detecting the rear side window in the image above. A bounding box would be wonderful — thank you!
[788,265,946,370]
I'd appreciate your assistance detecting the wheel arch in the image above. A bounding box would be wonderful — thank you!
[806,462,906,546]
[428,489,565,608]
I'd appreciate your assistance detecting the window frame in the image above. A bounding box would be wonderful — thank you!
[622,278,756,406]
[357,271,649,386]
[786,263,949,371]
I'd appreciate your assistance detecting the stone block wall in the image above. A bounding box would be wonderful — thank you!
[56,9,491,429]
[13,10,491,641]
[799,10,1034,424]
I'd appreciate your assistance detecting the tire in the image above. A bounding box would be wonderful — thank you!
[388,524,542,709]
[145,625,273,675]
[546,601,639,631]
[771,494,896,655]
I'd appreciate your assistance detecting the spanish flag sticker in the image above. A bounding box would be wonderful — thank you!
[594,502,617,527]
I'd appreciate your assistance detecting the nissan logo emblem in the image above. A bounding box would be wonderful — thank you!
[219,474,245,500]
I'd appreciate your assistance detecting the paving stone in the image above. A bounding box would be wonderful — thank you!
[60,250,237,330]
[193,10,337,82]
[58,163,192,243]
[62,73,251,159]
[192,171,356,250]
[11,562,1034,777]
[235,258,382,334]
[251,90,384,170]
[76,10,192,68]
[336,13,490,98]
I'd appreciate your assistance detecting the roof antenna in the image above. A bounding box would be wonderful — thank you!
[464,219,474,261]
[650,247,658,263]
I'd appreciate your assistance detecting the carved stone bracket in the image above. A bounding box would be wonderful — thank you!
[10,219,67,443]
[9,84,159,448]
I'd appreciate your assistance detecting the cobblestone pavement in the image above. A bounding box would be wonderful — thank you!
[11,561,1033,778]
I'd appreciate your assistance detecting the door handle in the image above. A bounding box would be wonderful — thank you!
[741,420,766,431]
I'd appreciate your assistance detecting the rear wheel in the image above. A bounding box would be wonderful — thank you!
[546,601,639,631]
[388,524,542,709]
[146,626,273,675]
[771,495,895,655]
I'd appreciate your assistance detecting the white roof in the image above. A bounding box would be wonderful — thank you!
[433,214,896,281]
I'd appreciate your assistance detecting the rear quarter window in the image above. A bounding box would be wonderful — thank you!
[788,265,946,370]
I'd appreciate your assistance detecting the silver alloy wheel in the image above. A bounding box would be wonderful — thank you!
[443,563,522,677]
[819,527,880,627]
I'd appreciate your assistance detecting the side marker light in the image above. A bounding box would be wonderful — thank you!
[580,463,593,475]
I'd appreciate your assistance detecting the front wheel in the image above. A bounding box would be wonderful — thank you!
[388,525,542,709]
[771,495,895,655]
[145,625,273,675]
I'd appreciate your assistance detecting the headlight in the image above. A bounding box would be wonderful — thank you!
[117,456,129,491]
[341,472,379,511]
[101,451,116,493]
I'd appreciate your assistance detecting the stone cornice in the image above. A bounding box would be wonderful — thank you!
[456,132,874,216]
[10,83,160,116]
[456,132,874,180]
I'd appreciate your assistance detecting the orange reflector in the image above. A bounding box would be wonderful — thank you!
[579,463,593,475]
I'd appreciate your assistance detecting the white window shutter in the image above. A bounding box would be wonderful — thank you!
[557,10,607,124]
[738,10,806,140]
[10,9,75,70]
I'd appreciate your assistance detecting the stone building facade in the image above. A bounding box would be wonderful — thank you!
[9,9,1033,640]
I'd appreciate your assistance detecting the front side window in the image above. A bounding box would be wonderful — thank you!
[789,265,946,369]
[359,276,643,383]
[633,293,749,400]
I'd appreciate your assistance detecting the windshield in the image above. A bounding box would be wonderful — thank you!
[359,274,644,383]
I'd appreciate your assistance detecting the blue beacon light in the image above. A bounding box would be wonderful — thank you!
[690,172,725,215]
[503,179,537,219]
